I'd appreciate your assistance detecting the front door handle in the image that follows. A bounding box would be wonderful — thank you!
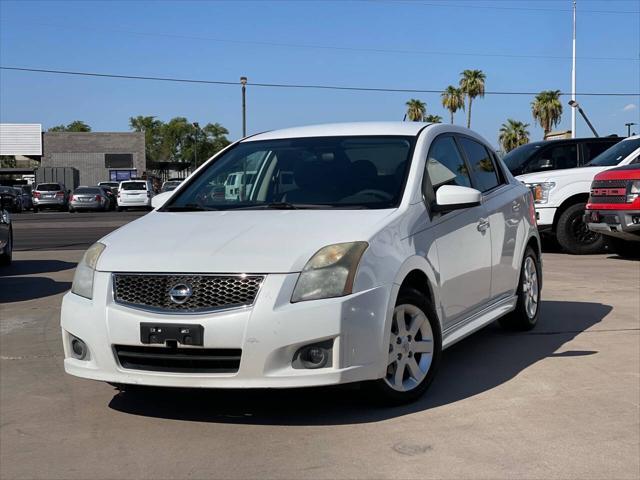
[512,201,521,212]
[477,218,490,232]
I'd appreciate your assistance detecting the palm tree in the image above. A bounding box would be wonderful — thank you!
[405,99,426,121]
[441,86,465,124]
[531,90,563,138]
[499,119,530,153]
[424,114,443,123]
[459,70,486,128]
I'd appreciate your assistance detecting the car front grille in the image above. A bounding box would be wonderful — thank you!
[589,195,627,204]
[114,345,241,373]
[591,179,627,189]
[112,274,264,313]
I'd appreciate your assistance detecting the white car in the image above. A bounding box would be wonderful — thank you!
[517,136,640,254]
[61,122,541,403]
[116,180,154,211]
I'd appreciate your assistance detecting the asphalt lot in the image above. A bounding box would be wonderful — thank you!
[0,213,639,479]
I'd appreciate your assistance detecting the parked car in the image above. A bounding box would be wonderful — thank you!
[33,183,68,212]
[69,187,110,212]
[0,186,22,213]
[14,184,33,211]
[61,122,542,404]
[117,180,154,211]
[0,193,13,265]
[584,164,640,258]
[97,186,117,210]
[225,171,257,200]
[503,136,622,177]
[161,180,182,193]
[517,136,640,254]
[98,181,120,197]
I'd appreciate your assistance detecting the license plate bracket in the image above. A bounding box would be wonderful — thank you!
[140,323,204,346]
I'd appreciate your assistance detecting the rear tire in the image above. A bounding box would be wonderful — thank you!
[0,228,12,266]
[556,203,605,254]
[117,207,123,212]
[606,237,640,259]
[364,288,442,405]
[32,207,38,213]
[499,246,541,331]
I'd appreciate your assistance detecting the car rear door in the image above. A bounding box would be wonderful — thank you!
[416,134,493,330]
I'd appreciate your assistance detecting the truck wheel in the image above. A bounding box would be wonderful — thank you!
[606,237,640,259]
[556,203,605,255]
[499,246,540,331]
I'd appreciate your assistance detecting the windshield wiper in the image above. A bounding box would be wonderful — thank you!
[163,203,218,212]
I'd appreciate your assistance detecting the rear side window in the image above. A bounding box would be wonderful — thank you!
[121,182,147,191]
[424,136,472,192]
[458,138,500,192]
[37,183,62,191]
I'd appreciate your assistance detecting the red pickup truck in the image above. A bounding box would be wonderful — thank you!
[585,164,640,258]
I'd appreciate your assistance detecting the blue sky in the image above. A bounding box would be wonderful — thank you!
[1,0,638,147]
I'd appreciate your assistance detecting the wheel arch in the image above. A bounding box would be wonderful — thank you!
[391,256,442,328]
[552,193,590,232]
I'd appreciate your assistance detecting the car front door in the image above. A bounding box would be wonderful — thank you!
[416,135,492,330]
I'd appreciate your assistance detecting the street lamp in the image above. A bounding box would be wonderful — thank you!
[192,122,199,172]
[568,100,599,137]
[625,122,637,137]
[240,76,247,137]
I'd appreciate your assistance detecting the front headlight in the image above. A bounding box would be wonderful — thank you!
[627,180,640,203]
[71,242,106,299]
[527,182,556,204]
[291,242,368,303]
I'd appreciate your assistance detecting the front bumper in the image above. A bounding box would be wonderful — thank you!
[61,271,393,388]
[534,206,556,232]
[584,209,640,241]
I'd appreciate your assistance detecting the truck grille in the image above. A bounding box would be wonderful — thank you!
[112,274,264,313]
[591,179,627,189]
[114,345,241,373]
[589,196,627,204]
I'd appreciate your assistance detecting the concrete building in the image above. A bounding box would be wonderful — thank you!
[42,132,146,186]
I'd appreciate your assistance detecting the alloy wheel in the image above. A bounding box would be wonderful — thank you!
[522,256,539,319]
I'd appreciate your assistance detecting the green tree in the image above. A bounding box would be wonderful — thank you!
[424,114,443,123]
[405,99,426,121]
[129,116,164,162]
[531,90,563,138]
[459,69,486,128]
[499,119,530,153]
[48,120,91,132]
[441,86,465,124]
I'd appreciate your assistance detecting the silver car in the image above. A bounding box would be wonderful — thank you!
[33,183,68,212]
[69,187,110,212]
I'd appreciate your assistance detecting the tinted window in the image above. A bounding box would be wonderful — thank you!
[502,143,541,174]
[74,187,100,194]
[525,143,578,172]
[587,138,640,166]
[105,153,133,168]
[458,138,500,192]
[583,141,619,163]
[424,136,471,193]
[121,182,147,191]
[166,136,414,210]
[36,183,62,191]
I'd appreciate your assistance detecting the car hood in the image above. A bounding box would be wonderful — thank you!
[96,209,397,274]
[516,166,608,184]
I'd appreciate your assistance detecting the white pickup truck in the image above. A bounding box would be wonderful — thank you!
[517,136,640,254]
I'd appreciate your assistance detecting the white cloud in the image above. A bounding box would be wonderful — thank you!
[623,103,637,112]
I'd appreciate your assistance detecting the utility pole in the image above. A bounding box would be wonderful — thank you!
[240,76,247,137]
[625,122,637,137]
[571,0,577,138]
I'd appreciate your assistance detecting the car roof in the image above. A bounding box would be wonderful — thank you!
[244,122,435,142]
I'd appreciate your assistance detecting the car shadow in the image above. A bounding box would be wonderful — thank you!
[0,259,76,277]
[108,300,611,426]
[0,276,71,302]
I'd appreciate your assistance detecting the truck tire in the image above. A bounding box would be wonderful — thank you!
[556,202,605,255]
[606,237,640,259]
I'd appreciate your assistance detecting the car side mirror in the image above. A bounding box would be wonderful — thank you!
[432,185,482,213]
[151,191,172,210]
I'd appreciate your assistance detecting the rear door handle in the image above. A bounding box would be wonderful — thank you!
[477,218,490,232]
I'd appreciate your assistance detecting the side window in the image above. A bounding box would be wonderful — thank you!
[630,156,640,165]
[424,136,472,198]
[583,142,616,164]
[458,138,500,192]
[526,144,578,172]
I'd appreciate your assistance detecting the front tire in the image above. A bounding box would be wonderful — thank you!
[365,288,442,405]
[0,228,12,266]
[606,237,640,259]
[556,203,604,254]
[499,246,541,331]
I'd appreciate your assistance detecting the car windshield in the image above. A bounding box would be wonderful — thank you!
[502,143,541,172]
[37,183,62,191]
[164,136,415,211]
[586,138,640,167]
[162,181,181,191]
[74,187,101,194]
[121,182,147,191]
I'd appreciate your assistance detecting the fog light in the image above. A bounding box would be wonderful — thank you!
[293,340,333,369]
[70,336,88,360]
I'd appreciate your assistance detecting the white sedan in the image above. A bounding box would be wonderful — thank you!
[61,122,541,403]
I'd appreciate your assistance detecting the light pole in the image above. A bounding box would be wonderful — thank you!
[192,122,199,172]
[240,76,247,137]
[571,0,577,138]
[625,122,637,137]
[568,100,598,137]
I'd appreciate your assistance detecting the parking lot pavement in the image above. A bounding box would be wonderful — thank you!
[1,245,639,479]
